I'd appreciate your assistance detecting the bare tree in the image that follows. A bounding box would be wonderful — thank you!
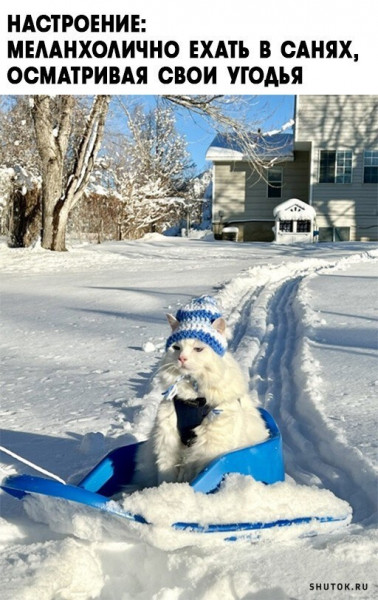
[108,102,195,238]
[32,95,110,251]
[162,95,291,178]
[0,96,39,173]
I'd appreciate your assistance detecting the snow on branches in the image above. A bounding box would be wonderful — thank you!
[91,102,206,239]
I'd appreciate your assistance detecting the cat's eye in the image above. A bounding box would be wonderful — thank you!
[194,347,204,353]
[172,344,180,351]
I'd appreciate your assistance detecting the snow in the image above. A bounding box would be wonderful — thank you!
[0,237,377,599]
[142,341,157,353]
[264,119,295,137]
[206,133,294,162]
[120,475,351,534]
[273,198,316,220]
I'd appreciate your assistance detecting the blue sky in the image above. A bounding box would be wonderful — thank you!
[116,95,295,172]
[174,95,295,171]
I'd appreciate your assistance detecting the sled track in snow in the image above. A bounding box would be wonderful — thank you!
[224,256,377,525]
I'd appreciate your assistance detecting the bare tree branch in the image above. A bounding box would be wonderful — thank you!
[162,95,291,180]
[65,95,110,209]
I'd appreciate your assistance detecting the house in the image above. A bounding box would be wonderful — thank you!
[272,198,316,244]
[206,95,378,242]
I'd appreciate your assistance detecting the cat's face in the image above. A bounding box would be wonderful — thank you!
[166,338,214,375]
[164,313,227,377]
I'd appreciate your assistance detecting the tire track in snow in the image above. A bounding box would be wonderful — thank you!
[253,273,376,524]
[217,251,377,524]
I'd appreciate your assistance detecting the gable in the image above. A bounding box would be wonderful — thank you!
[273,199,316,220]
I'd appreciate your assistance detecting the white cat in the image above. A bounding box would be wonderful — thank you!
[133,297,269,488]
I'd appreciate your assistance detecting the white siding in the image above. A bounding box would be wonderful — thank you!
[295,95,378,241]
[213,152,310,223]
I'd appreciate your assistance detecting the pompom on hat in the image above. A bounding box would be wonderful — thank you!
[166,295,228,356]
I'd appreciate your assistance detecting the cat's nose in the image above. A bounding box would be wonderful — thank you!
[178,355,188,364]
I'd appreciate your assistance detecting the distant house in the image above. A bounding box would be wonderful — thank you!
[206,95,378,242]
[273,198,316,244]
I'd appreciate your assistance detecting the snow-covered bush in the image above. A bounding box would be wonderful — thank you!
[0,98,43,246]
[0,167,13,234]
[0,165,41,247]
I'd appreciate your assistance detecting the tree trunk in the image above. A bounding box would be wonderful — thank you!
[52,203,70,251]
[33,95,73,251]
[32,95,110,251]
[40,158,65,250]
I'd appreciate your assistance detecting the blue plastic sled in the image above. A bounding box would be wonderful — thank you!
[0,409,349,538]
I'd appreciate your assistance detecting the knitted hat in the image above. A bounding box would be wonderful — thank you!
[166,295,227,356]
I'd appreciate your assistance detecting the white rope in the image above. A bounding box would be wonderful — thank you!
[162,375,187,400]
[0,445,66,485]
[162,374,199,401]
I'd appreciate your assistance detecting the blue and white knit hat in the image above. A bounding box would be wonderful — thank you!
[166,295,228,356]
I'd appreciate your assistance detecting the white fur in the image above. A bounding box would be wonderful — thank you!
[134,320,269,487]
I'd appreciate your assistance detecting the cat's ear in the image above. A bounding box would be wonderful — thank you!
[166,313,180,332]
[212,317,226,336]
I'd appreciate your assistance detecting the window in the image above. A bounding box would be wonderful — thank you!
[318,227,350,242]
[278,220,311,234]
[319,151,336,183]
[335,151,353,183]
[319,150,352,183]
[364,150,378,183]
[279,220,293,232]
[297,220,311,233]
[268,168,282,198]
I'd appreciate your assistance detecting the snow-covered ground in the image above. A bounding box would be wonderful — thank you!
[0,235,377,600]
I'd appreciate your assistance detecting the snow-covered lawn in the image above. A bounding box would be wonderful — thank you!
[0,236,377,599]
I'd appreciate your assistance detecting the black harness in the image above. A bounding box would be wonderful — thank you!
[173,396,211,447]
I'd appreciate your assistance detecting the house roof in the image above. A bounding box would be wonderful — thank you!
[206,132,294,163]
[273,198,316,220]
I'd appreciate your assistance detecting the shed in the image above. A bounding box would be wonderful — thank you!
[273,199,317,244]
